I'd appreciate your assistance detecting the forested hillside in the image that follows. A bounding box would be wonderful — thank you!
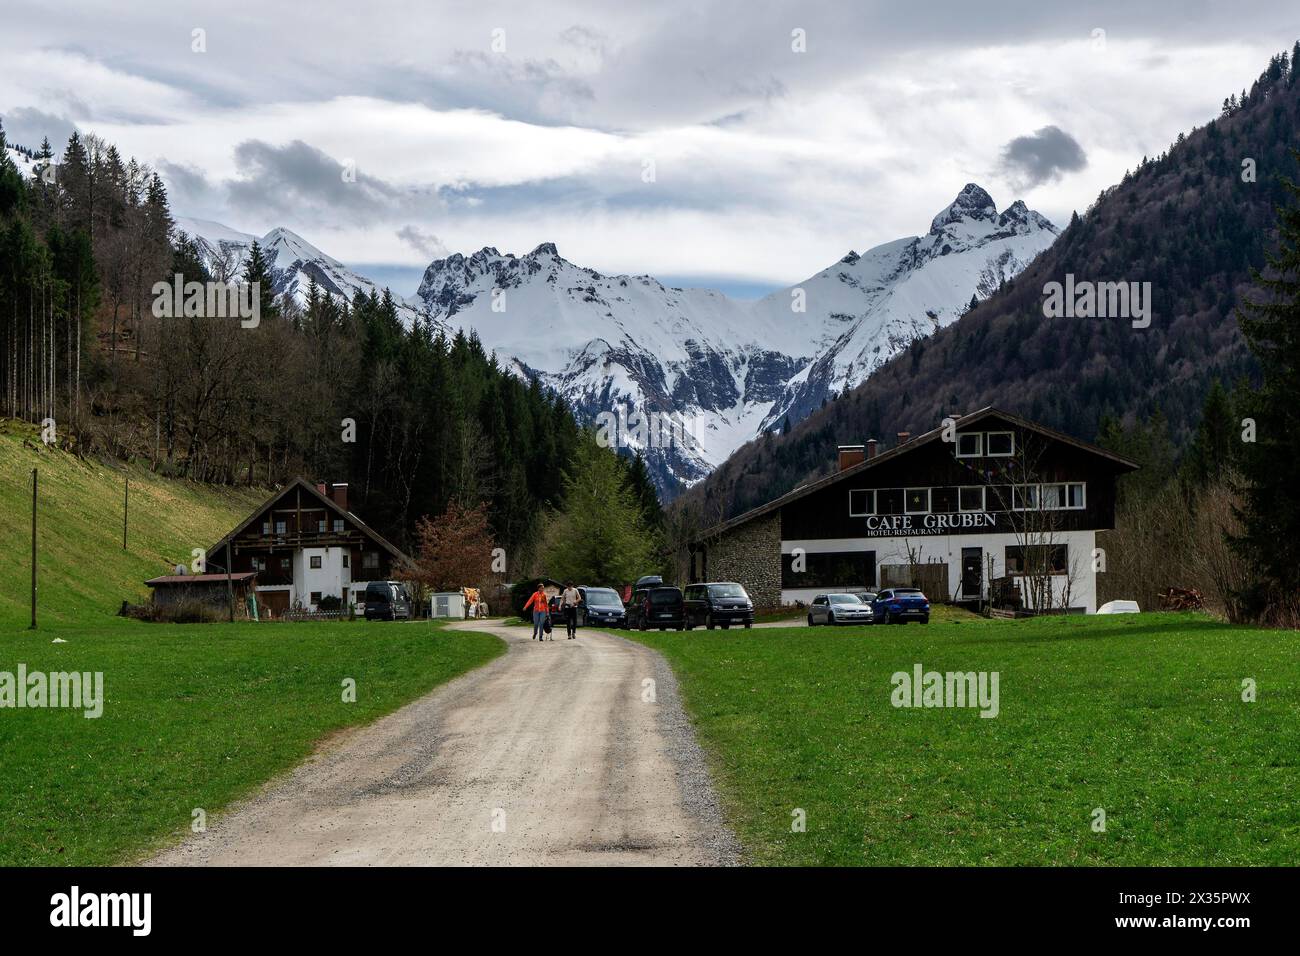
[0,123,661,570]
[683,44,1299,524]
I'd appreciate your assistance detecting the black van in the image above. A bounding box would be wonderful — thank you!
[684,582,755,630]
[364,580,412,621]
[628,586,685,631]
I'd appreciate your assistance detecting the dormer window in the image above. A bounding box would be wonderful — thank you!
[955,432,983,458]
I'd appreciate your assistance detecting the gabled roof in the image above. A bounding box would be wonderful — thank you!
[208,477,410,563]
[697,406,1139,541]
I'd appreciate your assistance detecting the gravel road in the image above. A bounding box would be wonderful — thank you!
[147,620,740,866]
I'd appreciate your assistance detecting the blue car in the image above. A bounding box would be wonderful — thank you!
[872,587,931,624]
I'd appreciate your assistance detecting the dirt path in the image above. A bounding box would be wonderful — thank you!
[147,621,739,866]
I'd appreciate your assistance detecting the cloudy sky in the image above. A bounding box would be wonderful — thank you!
[2,1,1296,296]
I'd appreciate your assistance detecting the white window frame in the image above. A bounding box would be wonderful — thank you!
[1065,482,1086,510]
[1040,483,1066,510]
[849,488,875,517]
[958,486,985,512]
[985,431,1015,457]
[955,432,983,458]
[333,518,345,533]
[274,520,287,535]
[1012,484,1038,511]
[904,488,931,515]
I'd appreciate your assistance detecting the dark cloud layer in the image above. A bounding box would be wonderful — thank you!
[998,125,1087,188]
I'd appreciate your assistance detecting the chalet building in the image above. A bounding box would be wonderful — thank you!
[688,408,1138,614]
[209,478,409,617]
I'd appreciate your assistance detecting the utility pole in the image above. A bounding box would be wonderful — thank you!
[123,477,129,550]
[226,542,235,623]
[30,468,37,630]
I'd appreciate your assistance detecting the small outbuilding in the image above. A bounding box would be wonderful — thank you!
[144,572,258,618]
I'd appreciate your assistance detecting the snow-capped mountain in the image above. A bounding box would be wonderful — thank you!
[5,145,43,180]
[413,184,1056,492]
[171,184,1056,495]
[175,218,430,326]
[749,184,1058,429]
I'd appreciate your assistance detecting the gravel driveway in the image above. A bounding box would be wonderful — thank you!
[147,620,740,866]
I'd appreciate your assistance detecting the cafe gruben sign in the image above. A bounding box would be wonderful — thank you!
[861,512,998,537]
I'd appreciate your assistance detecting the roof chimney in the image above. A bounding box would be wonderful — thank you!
[866,439,878,459]
[316,481,327,497]
[838,445,866,472]
[331,482,349,512]
[896,431,912,446]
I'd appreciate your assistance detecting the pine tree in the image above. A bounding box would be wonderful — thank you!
[241,239,278,319]
[1233,150,1300,616]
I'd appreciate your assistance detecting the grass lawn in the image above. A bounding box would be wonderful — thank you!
[0,423,267,631]
[632,612,1300,866]
[0,618,503,865]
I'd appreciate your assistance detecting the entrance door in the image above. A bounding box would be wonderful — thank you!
[961,548,983,600]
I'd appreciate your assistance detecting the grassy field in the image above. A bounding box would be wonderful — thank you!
[632,612,1300,866]
[0,423,505,865]
[0,619,503,865]
[0,423,268,630]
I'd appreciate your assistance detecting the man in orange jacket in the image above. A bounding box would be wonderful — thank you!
[523,584,550,640]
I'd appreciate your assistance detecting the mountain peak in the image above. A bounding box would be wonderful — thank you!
[530,242,559,258]
[930,183,997,232]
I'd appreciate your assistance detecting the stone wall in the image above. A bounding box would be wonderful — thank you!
[704,513,782,608]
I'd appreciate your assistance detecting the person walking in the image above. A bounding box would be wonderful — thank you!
[561,582,582,639]
[523,583,549,641]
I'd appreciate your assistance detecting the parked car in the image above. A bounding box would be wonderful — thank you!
[849,590,879,606]
[807,592,875,626]
[872,587,931,624]
[364,580,412,621]
[628,585,685,631]
[634,574,664,590]
[578,586,626,628]
[684,582,754,630]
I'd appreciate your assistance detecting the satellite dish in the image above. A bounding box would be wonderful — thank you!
[174,564,187,575]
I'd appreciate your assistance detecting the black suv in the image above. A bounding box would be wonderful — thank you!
[628,586,685,631]
[684,582,755,630]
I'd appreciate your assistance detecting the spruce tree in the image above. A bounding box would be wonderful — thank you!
[1234,151,1300,615]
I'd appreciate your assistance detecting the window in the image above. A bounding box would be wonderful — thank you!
[343,554,349,568]
[875,488,904,515]
[849,488,875,516]
[310,592,322,604]
[363,552,380,570]
[275,520,286,535]
[1041,483,1064,510]
[310,555,322,569]
[958,486,985,512]
[986,431,1014,457]
[318,519,327,533]
[1040,483,1086,510]
[1005,545,1068,575]
[251,556,266,572]
[261,521,271,535]
[280,557,291,570]
[333,519,344,533]
[1066,482,1085,509]
[781,550,876,588]
[956,432,983,458]
[1012,484,1038,510]
[904,488,930,514]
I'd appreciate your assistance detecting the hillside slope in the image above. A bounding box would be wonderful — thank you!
[0,422,266,629]
[683,46,1298,522]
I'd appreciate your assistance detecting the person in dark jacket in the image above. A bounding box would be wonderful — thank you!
[560,582,582,639]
